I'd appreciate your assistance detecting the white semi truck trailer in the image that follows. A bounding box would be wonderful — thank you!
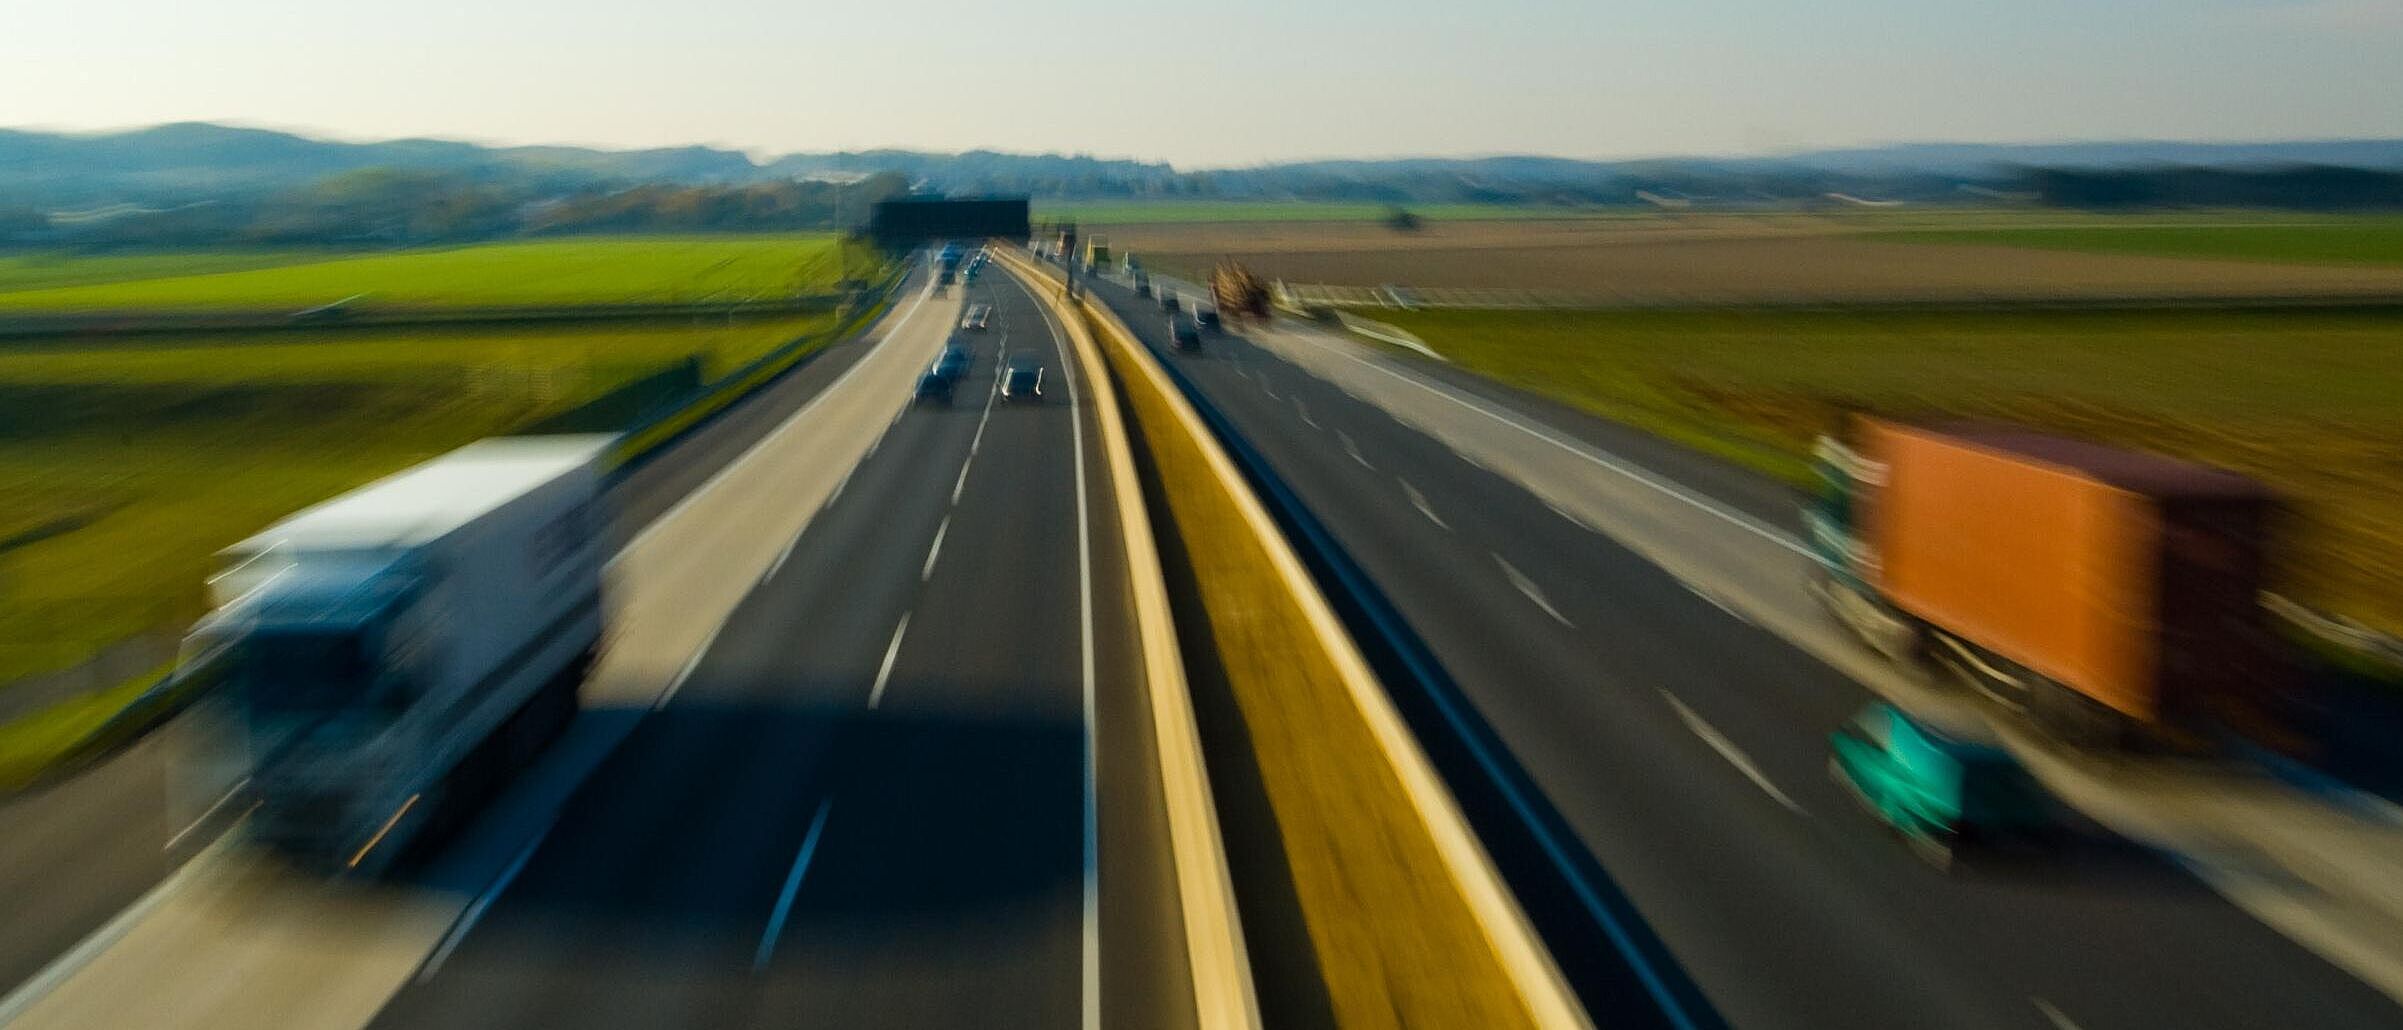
[184,436,612,873]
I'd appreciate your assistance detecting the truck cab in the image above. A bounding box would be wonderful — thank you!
[197,552,432,857]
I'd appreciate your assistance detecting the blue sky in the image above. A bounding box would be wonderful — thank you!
[4,0,2399,166]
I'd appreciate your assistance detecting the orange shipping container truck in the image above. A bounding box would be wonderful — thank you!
[1813,418,2275,736]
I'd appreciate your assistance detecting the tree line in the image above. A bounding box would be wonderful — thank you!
[1,169,915,249]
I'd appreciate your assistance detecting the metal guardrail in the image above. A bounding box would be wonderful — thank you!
[607,270,906,469]
[1272,281,2403,313]
[0,294,855,340]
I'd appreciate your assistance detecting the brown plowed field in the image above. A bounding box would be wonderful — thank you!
[1103,218,2403,304]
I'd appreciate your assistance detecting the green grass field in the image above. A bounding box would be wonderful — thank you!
[0,314,835,692]
[1034,200,1635,225]
[0,235,863,311]
[1862,218,2403,266]
[1375,307,2403,636]
[0,251,337,293]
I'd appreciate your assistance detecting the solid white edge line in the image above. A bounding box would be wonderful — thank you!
[1494,554,1573,628]
[867,613,912,709]
[752,799,836,971]
[922,516,951,581]
[417,813,554,981]
[1006,268,1104,1030]
[1044,278,1105,1030]
[162,778,252,852]
[1287,328,1809,556]
[614,282,935,563]
[2032,997,2086,1030]
[1683,582,1753,626]
[651,621,724,712]
[827,464,854,508]
[0,835,235,1025]
[1660,691,1804,815]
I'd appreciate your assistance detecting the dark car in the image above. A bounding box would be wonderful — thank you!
[913,372,955,405]
[1169,316,1202,351]
[1195,308,1222,331]
[933,344,974,379]
[1133,278,1152,299]
[1001,362,1044,402]
[1828,702,2056,869]
[1159,291,1181,313]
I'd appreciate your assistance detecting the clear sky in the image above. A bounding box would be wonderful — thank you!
[5,0,2400,167]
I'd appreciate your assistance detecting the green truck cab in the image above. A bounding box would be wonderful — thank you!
[1829,702,2055,869]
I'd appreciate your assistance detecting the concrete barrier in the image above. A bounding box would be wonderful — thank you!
[996,251,1263,1029]
[999,247,1590,1029]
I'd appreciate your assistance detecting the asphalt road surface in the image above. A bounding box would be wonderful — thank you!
[365,266,1194,1030]
[1079,266,2403,1030]
[0,280,892,1002]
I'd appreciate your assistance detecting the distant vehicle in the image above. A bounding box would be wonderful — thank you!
[188,437,610,874]
[1122,255,1142,276]
[960,304,992,331]
[935,268,956,293]
[1194,308,1222,331]
[1829,702,2055,869]
[934,345,973,380]
[1169,315,1201,351]
[1133,277,1152,299]
[1809,419,2277,747]
[914,371,956,405]
[1000,362,1044,401]
[1159,291,1181,313]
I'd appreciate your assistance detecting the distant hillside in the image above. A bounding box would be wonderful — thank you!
[0,123,765,206]
[1768,139,2403,176]
[6,123,2403,234]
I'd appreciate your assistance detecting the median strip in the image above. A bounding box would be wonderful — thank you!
[998,251,1263,1030]
[1002,248,1586,1029]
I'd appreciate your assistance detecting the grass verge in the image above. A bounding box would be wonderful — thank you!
[0,667,164,790]
[0,250,338,293]
[1037,201,1635,225]
[1101,309,1537,1028]
[1373,305,2403,639]
[1861,219,2403,266]
[0,314,837,689]
[0,235,869,310]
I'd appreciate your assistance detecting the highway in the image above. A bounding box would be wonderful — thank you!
[365,266,1193,1029]
[0,263,1195,1029]
[1076,264,2403,1030]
